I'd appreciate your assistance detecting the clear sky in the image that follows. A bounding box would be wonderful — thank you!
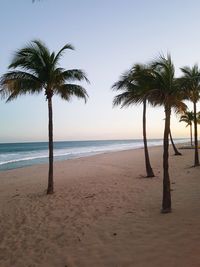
[1,0,200,142]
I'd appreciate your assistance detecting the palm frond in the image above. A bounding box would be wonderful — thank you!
[179,111,194,126]
[113,91,143,107]
[59,69,89,83]
[9,40,50,76]
[53,43,74,65]
[55,84,88,102]
[0,71,42,101]
[112,70,134,91]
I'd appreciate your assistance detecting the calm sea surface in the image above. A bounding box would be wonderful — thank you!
[0,139,188,171]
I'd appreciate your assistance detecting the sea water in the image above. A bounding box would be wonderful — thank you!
[0,139,187,171]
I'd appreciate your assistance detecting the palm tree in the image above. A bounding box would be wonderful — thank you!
[179,65,200,166]
[150,54,186,213]
[0,40,89,194]
[169,128,182,155]
[179,111,194,147]
[112,64,155,178]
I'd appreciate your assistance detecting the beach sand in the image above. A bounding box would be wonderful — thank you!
[0,145,200,267]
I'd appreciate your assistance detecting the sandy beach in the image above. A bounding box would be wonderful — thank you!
[0,145,200,267]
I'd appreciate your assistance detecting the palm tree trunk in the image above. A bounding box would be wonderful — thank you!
[47,96,54,194]
[162,106,171,213]
[143,99,155,177]
[193,101,199,166]
[169,129,182,156]
[190,124,193,147]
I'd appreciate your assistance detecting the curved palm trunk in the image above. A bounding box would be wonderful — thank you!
[190,124,193,147]
[47,97,54,194]
[162,106,171,213]
[143,99,155,177]
[169,129,182,156]
[193,102,199,166]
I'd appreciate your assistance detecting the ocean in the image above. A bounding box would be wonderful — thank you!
[0,139,187,171]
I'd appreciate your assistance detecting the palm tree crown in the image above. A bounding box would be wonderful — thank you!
[179,65,200,102]
[112,63,153,107]
[0,40,89,101]
[149,54,186,113]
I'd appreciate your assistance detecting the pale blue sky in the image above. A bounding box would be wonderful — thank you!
[1,0,200,142]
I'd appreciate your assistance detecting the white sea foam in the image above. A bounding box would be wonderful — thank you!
[0,139,188,170]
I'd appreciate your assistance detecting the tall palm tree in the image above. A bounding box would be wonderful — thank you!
[179,111,194,147]
[179,65,200,166]
[150,54,186,213]
[112,64,155,178]
[0,40,89,194]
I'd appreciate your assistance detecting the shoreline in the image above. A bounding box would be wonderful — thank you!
[0,140,188,172]
[0,145,146,173]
